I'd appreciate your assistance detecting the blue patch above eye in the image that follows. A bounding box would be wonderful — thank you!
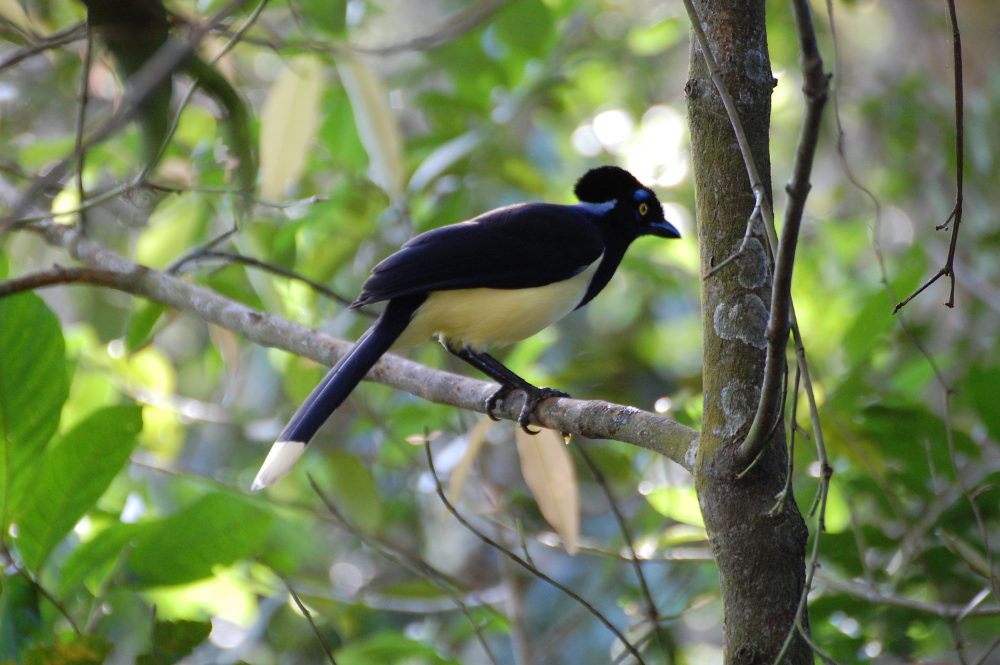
[633,189,650,202]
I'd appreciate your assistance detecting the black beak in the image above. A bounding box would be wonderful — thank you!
[647,219,681,239]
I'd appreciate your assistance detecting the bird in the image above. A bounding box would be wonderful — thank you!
[252,166,680,490]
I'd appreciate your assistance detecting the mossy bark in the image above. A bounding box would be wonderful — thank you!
[685,1,812,662]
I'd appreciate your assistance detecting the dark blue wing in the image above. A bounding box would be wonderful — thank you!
[354,203,605,306]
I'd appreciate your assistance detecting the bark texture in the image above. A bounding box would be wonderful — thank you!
[685,1,812,662]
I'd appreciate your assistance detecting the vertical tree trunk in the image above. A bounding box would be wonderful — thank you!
[685,1,812,662]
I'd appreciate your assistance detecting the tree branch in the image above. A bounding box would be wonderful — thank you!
[14,218,698,473]
[892,0,964,313]
[737,0,829,464]
[819,575,1000,619]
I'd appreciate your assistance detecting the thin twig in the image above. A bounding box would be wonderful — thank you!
[796,626,844,665]
[423,442,648,665]
[892,0,964,312]
[773,454,830,665]
[349,0,511,55]
[1,0,251,229]
[973,633,1000,665]
[271,566,339,665]
[702,200,765,280]
[306,477,502,665]
[738,0,829,464]
[575,443,666,655]
[12,563,82,634]
[4,182,135,228]
[0,22,87,72]
[942,390,999,600]
[170,249,362,311]
[826,0,991,609]
[818,575,1000,618]
[769,362,801,514]
[73,27,93,233]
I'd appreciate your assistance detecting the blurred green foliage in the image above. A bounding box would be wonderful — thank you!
[1,0,1000,663]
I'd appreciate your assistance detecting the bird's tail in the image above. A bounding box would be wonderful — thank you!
[251,297,421,490]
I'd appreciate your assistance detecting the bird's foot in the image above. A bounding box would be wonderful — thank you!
[485,384,569,434]
[485,385,515,422]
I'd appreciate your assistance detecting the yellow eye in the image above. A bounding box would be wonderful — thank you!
[638,202,649,216]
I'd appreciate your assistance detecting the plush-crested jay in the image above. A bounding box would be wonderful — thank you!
[252,166,680,489]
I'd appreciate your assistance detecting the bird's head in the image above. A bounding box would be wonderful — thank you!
[574,166,681,239]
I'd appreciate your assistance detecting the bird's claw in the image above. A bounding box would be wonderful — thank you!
[485,385,514,422]
[485,385,569,434]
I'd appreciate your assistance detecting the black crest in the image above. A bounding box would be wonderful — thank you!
[574,166,643,203]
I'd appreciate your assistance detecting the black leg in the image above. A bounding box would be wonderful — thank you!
[447,346,569,433]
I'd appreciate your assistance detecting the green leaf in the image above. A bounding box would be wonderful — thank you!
[23,634,111,665]
[840,289,896,369]
[315,451,383,533]
[494,0,555,57]
[0,574,40,662]
[336,55,405,199]
[627,18,684,55]
[0,292,69,530]
[125,492,272,587]
[841,252,925,369]
[137,620,213,665]
[857,404,980,486]
[259,55,325,199]
[15,405,142,570]
[125,301,167,352]
[965,364,1000,443]
[295,0,347,36]
[335,631,461,665]
[644,485,705,528]
[59,522,140,596]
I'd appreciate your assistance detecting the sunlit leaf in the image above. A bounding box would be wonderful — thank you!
[125,493,272,587]
[447,417,491,502]
[515,427,579,555]
[408,131,481,193]
[0,0,39,34]
[0,293,69,532]
[336,55,405,199]
[627,18,684,55]
[15,405,142,570]
[335,631,461,665]
[259,55,325,199]
[135,191,209,269]
[645,485,704,528]
[59,521,139,596]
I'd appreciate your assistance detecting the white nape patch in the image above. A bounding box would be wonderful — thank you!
[574,200,616,215]
[251,440,307,491]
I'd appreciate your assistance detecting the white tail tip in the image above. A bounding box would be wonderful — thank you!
[251,440,307,491]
